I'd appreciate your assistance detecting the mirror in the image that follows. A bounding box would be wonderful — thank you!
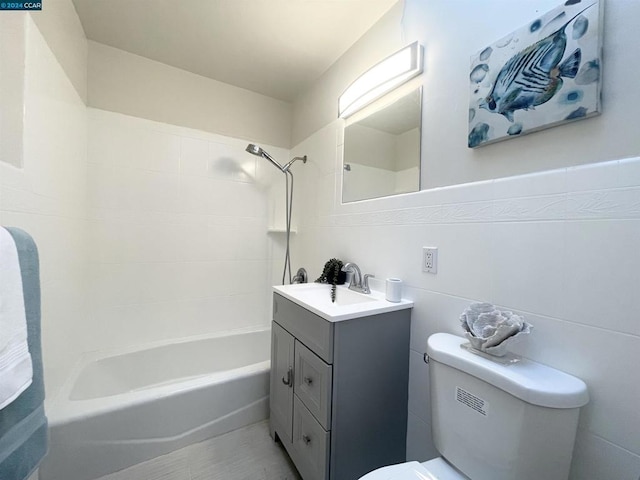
[342,87,422,203]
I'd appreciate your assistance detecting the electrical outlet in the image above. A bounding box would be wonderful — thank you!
[423,247,438,274]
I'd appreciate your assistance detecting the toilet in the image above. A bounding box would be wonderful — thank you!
[361,333,589,480]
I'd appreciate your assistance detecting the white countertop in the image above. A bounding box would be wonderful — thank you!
[273,283,413,322]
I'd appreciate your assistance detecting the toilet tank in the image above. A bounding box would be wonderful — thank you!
[427,333,588,480]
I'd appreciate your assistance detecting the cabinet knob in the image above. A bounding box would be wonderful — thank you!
[302,434,311,445]
[303,376,313,385]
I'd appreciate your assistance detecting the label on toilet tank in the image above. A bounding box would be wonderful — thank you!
[456,386,488,416]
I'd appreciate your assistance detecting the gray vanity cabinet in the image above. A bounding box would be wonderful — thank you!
[270,293,411,480]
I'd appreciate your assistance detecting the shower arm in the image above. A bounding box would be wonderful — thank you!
[282,155,307,172]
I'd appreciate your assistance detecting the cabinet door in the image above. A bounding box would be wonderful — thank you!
[294,341,332,430]
[271,322,295,444]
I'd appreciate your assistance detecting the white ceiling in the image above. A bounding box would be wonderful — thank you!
[72,0,399,102]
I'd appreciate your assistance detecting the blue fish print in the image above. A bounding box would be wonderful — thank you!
[480,4,594,122]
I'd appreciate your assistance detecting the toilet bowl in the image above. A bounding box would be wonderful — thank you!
[359,333,588,480]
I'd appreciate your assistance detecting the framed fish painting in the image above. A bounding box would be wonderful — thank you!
[468,0,603,148]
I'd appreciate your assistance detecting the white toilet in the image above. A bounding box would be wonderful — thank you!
[361,333,589,480]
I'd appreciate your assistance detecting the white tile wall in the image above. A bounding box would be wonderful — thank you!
[292,119,640,479]
[570,430,640,480]
[0,17,88,401]
[0,15,25,169]
[564,220,640,336]
[405,413,437,463]
[491,221,567,319]
[407,350,430,423]
[85,109,284,353]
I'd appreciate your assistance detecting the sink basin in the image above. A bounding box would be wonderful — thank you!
[333,287,377,306]
[285,283,375,306]
[273,283,413,322]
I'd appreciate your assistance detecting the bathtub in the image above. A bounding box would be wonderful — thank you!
[40,327,271,480]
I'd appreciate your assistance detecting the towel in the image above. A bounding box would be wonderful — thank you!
[0,227,33,409]
[0,227,48,480]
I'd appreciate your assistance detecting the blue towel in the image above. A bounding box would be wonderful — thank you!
[0,228,48,480]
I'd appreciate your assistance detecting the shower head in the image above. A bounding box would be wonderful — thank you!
[246,144,307,173]
[245,143,286,172]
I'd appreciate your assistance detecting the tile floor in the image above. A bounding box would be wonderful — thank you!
[94,421,301,480]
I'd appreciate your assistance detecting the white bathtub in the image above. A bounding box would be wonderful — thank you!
[40,327,271,480]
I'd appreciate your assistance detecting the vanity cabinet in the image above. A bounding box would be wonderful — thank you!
[270,293,411,480]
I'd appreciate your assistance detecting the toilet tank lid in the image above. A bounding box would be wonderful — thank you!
[427,333,589,408]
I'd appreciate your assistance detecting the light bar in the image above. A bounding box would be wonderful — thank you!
[338,41,423,118]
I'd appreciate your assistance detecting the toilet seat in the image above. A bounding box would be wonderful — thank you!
[420,458,469,479]
[359,458,468,480]
[358,461,437,480]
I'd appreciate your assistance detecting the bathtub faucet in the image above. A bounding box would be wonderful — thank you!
[292,267,307,284]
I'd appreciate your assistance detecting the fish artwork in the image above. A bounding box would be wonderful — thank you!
[480,4,594,123]
[468,0,602,148]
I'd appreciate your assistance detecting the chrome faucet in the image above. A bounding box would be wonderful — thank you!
[341,262,375,294]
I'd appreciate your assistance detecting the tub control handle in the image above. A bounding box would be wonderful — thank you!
[303,376,313,385]
[282,367,293,387]
[302,435,311,445]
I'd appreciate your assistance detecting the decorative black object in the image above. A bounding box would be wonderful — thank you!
[315,258,346,302]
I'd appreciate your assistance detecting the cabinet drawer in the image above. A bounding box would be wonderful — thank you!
[273,294,333,363]
[295,341,332,429]
[291,396,330,480]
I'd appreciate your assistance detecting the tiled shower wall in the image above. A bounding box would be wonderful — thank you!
[0,16,88,401]
[1,11,290,403]
[291,120,640,479]
[84,109,288,353]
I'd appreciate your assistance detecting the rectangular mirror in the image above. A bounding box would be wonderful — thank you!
[342,87,422,203]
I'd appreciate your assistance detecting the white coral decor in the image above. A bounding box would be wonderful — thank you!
[460,303,532,356]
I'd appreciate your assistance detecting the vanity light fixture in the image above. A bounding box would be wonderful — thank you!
[338,41,423,118]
